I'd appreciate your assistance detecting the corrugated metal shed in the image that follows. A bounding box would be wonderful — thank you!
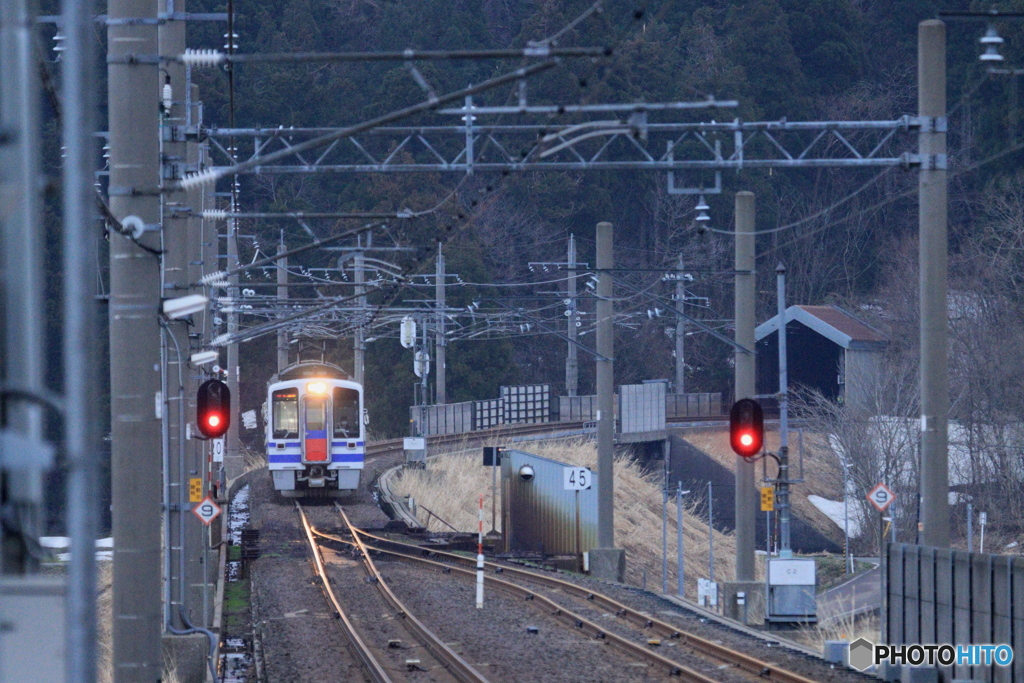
[502,449,597,557]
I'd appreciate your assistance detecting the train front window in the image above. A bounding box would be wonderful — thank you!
[305,398,326,432]
[333,387,360,438]
[272,389,298,439]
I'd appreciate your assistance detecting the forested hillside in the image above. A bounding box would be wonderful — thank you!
[180,0,1024,454]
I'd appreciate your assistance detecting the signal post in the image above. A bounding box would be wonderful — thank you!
[721,192,764,625]
[107,0,164,677]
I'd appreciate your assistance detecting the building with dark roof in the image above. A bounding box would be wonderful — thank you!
[755,305,888,409]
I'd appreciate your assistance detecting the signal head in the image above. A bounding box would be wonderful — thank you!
[729,398,764,459]
[197,379,231,438]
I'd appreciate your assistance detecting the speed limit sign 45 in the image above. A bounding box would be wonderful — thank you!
[563,467,593,491]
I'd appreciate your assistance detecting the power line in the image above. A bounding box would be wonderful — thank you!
[180,60,559,189]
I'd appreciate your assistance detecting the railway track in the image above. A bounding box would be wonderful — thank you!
[296,501,490,683]
[345,526,824,683]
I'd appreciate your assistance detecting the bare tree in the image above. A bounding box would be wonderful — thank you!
[795,346,919,555]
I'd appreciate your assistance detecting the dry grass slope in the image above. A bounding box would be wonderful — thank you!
[392,437,754,597]
[682,428,846,546]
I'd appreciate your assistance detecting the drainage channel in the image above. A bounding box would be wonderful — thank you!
[219,483,256,682]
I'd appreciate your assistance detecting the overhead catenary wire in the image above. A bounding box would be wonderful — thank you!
[761,131,1024,259]
[179,60,559,189]
[216,1,651,345]
[688,69,991,243]
[180,45,610,66]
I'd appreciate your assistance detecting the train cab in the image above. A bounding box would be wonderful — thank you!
[265,362,365,497]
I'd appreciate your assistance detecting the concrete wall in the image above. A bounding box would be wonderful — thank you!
[887,544,1024,682]
[667,434,840,554]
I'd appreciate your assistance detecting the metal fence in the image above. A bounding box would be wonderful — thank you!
[665,392,723,418]
[501,449,597,556]
[501,384,551,424]
[412,390,724,437]
[558,395,599,422]
[415,401,474,435]
[472,398,502,430]
[619,383,666,436]
[886,543,1024,682]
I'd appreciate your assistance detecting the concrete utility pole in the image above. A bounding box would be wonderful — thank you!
[160,1,193,632]
[1,0,45,576]
[185,85,216,629]
[776,264,792,558]
[435,243,446,405]
[277,235,289,371]
[224,193,242,482]
[198,139,219,507]
[108,0,163,677]
[566,234,579,397]
[674,256,686,395]
[354,246,365,384]
[733,192,757,581]
[596,222,614,547]
[591,221,625,581]
[420,315,430,406]
[918,19,950,549]
[159,14,211,679]
[62,0,101,677]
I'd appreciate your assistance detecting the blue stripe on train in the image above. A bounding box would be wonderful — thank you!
[266,441,365,448]
[268,452,364,464]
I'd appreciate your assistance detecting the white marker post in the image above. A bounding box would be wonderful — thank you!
[980,511,987,554]
[477,494,485,608]
[563,467,592,572]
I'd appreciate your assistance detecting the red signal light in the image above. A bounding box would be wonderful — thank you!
[729,398,764,459]
[197,379,230,438]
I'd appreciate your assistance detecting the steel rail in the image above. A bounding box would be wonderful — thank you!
[322,524,715,682]
[356,531,820,683]
[335,507,492,683]
[294,502,393,683]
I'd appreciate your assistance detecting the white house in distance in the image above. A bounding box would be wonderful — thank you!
[755,305,887,411]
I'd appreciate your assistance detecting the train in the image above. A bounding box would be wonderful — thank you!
[265,362,366,497]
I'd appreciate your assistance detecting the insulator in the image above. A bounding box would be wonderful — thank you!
[200,270,229,285]
[181,49,226,68]
[180,168,223,190]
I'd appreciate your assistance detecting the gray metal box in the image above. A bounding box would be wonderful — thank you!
[0,577,65,683]
[766,558,817,622]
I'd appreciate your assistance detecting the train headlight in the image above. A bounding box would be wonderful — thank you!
[307,381,327,395]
